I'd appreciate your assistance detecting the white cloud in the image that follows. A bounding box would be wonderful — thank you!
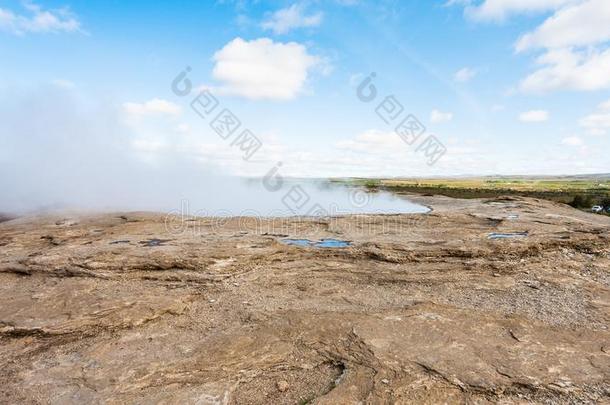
[519,110,549,122]
[212,37,320,100]
[599,98,610,110]
[0,2,81,35]
[516,0,610,51]
[175,123,191,134]
[335,129,404,153]
[261,3,322,35]
[561,136,583,146]
[454,67,477,82]
[453,0,610,93]
[518,47,610,93]
[445,0,473,6]
[123,98,181,117]
[329,129,487,177]
[463,0,576,22]
[580,101,610,135]
[349,73,365,87]
[513,0,610,93]
[580,113,610,131]
[51,79,75,89]
[430,109,454,123]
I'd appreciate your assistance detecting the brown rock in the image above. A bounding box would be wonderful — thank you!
[0,197,608,404]
[276,380,289,392]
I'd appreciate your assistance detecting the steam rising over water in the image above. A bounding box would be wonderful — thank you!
[0,86,427,216]
[162,180,428,217]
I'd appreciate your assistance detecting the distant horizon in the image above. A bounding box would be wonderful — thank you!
[242,173,610,180]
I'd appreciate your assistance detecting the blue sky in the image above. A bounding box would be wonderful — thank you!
[1,0,610,178]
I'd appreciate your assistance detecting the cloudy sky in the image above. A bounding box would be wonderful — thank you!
[1,0,610,180]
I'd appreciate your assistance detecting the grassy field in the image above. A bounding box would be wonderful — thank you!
[335,175,610,210]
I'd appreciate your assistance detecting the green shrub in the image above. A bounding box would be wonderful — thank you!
[569,194,594,208]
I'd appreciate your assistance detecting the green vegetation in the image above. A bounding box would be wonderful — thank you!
[569,194,595,209]
[363,179,381,189]
[334,176,610,211]
[298,396,316,405]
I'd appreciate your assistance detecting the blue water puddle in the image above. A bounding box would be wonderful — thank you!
[316,239,351,248]
[488,232,528,240]
[281,239,312,247]
[280,238,351,248]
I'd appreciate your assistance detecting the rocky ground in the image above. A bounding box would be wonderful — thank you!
[0,195,609,404]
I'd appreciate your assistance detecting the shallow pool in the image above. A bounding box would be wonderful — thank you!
[164,180,429,217]
[280,238,351,248]
[488,232,528,240]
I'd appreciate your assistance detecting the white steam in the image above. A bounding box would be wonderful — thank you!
[0,85,425,216]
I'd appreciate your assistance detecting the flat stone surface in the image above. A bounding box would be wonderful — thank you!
[0,195,609,404]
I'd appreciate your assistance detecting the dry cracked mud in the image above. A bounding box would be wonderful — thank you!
[0,195,609,404]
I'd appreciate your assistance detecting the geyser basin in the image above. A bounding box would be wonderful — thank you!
[162,180,429,218]
[3,175,430,217]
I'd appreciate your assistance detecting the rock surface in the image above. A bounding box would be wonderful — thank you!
[0,195,609,404]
